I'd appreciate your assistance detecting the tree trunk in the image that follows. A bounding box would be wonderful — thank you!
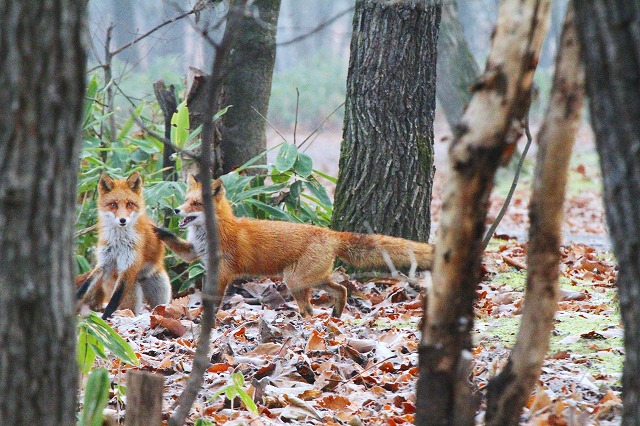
[486,5,584,424]
[0,1,86,425]
[220,0,281,174]
[331,0,441,242]
[415,1,550,424]
[436,0,480,129]
[574,1,640,423]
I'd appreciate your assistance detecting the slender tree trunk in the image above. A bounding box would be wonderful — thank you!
[0,1,86,424]
[486,5,584,423]
[331,0,441,242]
[220,0,281,174]
[436,0,480,129]
[574,1,640,423]
[415,1,550,424]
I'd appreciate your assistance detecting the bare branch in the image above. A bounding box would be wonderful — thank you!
[482,119,533,249]
[277,7,354,47]
[168,5,237,422]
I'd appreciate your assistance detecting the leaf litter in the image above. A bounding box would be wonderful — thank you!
[86,145,622,425]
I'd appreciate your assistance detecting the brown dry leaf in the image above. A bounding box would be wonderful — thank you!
[318,394,353,410]
[529,386,553,414]
[207,362,231,373]
[149,315,187,337]
[305,329,327,352]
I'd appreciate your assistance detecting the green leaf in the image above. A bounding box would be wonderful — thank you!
[117,102,145,141]
[294,153,313,177]
[76,255,92,274]
[304,177,333,208]
[234,143,284,174]
[194,419,215,426]
[84,312,139,366]
[237,387,259,415]
[243,199,295,221]
[313,169,338,184]
[232,372,245,387]
[83,75,99,127]
[79,368,110,426]
[271,170,292,184]
[213,105,232,122]
[171,100,190,148]
[274,143,298,173]
[77,328,96,374]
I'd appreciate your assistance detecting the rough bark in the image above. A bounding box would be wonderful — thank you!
[415,1,550,424]
[220,0,281,174]
[574,1,640,423]
[125,370,163,426]
[436,0,480,129]
[0,1,86,425]
[331,0,440,242]
[153,80,177,181]
[486,5,584,424]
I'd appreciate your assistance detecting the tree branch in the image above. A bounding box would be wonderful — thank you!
[167,5,237,423]
[485,5,585,422]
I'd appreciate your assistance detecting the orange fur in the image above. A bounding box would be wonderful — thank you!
[76,172,171,319]
[158,176,434,318]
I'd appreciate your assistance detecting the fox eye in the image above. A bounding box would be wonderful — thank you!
[126,202,135,208]
[193,201,202,207]
[109,202,117,208]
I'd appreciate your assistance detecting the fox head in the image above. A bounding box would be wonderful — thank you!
[97,172,144,228]
[174,174,229,228]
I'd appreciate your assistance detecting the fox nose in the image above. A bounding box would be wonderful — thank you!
[119,218,127,226]
[174,208,181,214]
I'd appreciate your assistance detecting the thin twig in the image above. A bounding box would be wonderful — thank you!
[168,7,234,423]
[110,7,202,58]
[74,224,98,238]
[482,118,533,249]
[299,102,345,151]
[251,106,288,144]
[277,7,354,47]
[293,88,299,147]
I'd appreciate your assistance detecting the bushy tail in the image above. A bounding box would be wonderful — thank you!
[336,232,434,272]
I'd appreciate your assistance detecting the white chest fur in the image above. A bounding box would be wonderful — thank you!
[97,222,141,273]
[188,225,209,265]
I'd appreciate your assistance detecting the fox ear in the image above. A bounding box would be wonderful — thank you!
[99,173,115,193]
[126,172,143,194]
[187,174,200,190]
[212,179,225,197]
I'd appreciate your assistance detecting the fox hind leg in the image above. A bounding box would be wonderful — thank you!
[290,287,314,317]
[316,280,347,318]
[140,270,171,308]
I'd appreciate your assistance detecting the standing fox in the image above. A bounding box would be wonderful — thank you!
[155,175,433,318]
[76,172,171,319]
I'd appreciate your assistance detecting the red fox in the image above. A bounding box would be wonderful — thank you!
[76,172,171,319]
[154,175,434,318]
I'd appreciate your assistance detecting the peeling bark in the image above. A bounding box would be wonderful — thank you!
[0,1,86,424]
[415,1,551,424]
[574,1,640,423]
[486,5,584,424]
[331,0,440,242]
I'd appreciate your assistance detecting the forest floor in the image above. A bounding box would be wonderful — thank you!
[93,116,623,425]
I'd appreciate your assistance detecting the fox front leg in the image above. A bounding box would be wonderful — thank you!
[76,267,104,301]
[102,269,138,320]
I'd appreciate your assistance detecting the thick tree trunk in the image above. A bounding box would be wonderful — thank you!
[331,0,440,242]
[486,5,584,424]
[415,1,550,424]
[0,1,86,425]
[436,0,480,129]
[574,1,640,423]
[220,0,281,174]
